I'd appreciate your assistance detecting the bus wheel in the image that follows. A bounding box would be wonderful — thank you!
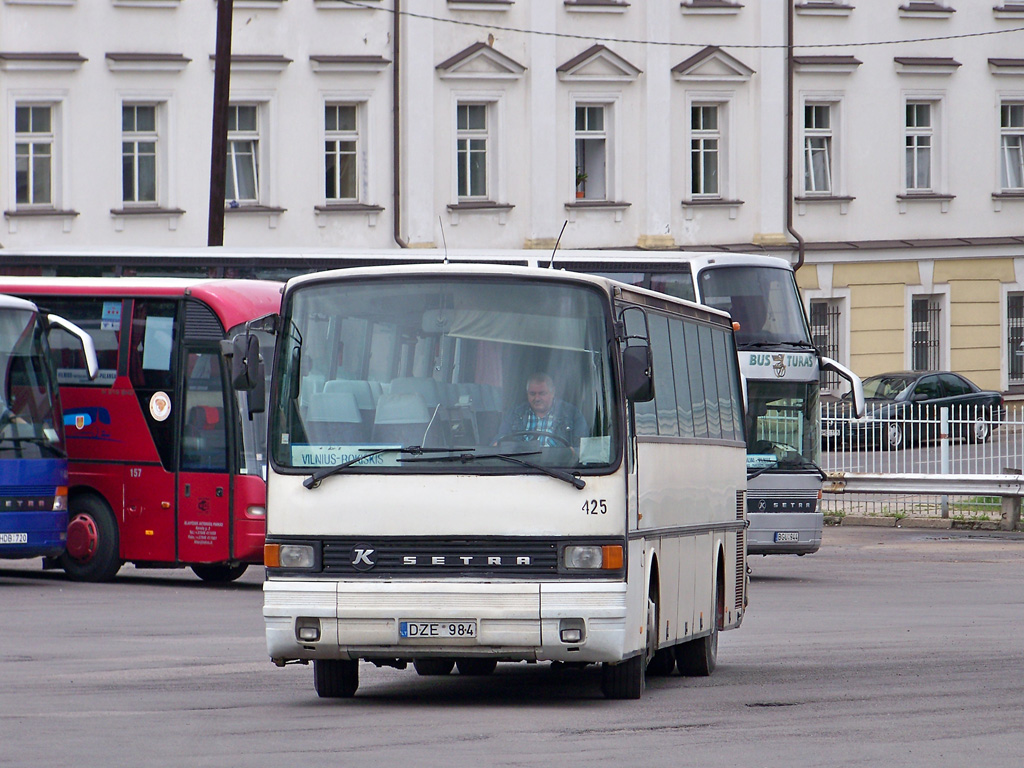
[601,655,644,699]
[677,575,721,677]
[646,591,676,677]
[455,658,497,676]
[191,563,249,583]
[60,495,121,582]
[413,658,455,676]
[314,659,359,698]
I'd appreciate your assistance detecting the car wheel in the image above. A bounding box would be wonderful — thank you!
[968,414,991,444]
[883,421,905,451]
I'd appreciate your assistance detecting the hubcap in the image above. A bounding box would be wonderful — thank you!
[66,514,98,562]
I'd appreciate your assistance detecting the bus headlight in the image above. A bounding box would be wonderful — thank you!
[564,544,623,570]
[52,487,68,512]
[265,543,315,569]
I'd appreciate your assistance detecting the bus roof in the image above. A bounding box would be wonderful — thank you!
[285,262,733,325]
[0,277,282,333]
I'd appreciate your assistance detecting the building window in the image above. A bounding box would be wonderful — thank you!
[911,295,941,371]
[325,104,358,202]
[226,104,259,204]
[456,103,488,199]
[15,104,54,207]
[575,104,607,200]
[1001,102,1024,191]
[690,104,720,197]
[1008,293,1024,385]
[905,102,933,191]
[803,103,833,194]
[810,299,841,388]
[122,104,158,205]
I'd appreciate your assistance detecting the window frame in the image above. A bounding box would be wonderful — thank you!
[571,95,618,202]
[13,101,59,209]
[904,97,943,194]
[690,103,721,198]
[802,101,835,195]
[226,102,263,205]
[905,287,949,372]
[456,101,490,201]
[999,100,1024,192]
[120,102,161,206]
[324,101,361,203]
[683,92,734,203]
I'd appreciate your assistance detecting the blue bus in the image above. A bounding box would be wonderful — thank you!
[0,295,96,561]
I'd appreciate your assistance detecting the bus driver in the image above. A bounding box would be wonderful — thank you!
[495,372,588,448]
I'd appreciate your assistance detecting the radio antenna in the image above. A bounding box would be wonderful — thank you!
[439,216,448,264]
[547,220,568,269]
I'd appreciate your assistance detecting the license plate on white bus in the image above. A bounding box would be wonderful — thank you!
[400,620,477,640]
[0,533,28,544]
[774,532,799,543]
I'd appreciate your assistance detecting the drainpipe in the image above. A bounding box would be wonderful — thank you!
[785,0,805,272]
[392,0,408,248]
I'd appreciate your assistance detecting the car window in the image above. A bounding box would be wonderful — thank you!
[939,373,971,398]
[913,376,942,400]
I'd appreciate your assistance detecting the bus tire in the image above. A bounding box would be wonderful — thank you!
[60,495,121,582]
[677,573,721,677]
[645,587,676,676]
[314,659,359,698]
[190,563,249,583]
[455,658,497,676]
[413,658,455,676]
[601,655,645,699]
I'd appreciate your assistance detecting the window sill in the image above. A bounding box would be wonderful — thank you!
[680,0,743,14]
[796,195,854,215]
[225,204,285,229]
[564,200,631,223]
[315,203,384,227]
[993,192,1024,212]
[994,4,1024,19]
[680,198,743,220]
[447,201,515,225]
[795,2,854,16]
[898,2,954,18]
[110,207,184,232]
[565,0,630,13]
[5,208,79,234]
[448,0,513,8]
[897,193,954,213]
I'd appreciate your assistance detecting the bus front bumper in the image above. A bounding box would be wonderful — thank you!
[264,579,630,665]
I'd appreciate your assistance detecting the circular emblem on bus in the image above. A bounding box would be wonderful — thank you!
[350,545,377,572]
[150,391,172,422]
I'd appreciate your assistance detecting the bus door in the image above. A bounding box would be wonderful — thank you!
[122,299,177,563]
[176,347,231,563]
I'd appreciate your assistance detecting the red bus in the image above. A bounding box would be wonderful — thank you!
[0,278,281,581]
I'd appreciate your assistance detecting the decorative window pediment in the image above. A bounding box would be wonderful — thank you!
[793,55,861,74]
[989,58,1024,76]
[557,44,641,83]
[310,55,390,74]
[0,52,85,72]
[106,53,190,73]
[672,46,754,83]
[894,56,961,75]
[437,42,525,81]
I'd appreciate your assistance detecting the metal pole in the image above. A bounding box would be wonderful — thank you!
[940,406,949,518]
[208,0,234,246]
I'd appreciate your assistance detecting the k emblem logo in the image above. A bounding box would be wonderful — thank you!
[351,545,376,571]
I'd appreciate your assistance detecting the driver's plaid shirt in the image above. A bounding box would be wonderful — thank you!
[524,411,557,446]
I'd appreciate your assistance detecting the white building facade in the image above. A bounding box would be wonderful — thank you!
[2,0,1024,390]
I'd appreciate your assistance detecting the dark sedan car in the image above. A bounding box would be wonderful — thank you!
[823,371,1005,451]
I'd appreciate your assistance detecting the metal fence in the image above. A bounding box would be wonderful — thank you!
[819,402,1022,521]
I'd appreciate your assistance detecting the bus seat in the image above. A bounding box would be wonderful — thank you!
[300,374,326,409]
[372,393,431,445]
[389,377,442,409]
[306,390,366,443]
[323,378,375,411]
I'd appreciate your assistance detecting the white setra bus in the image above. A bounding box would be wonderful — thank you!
[240,263,748,699]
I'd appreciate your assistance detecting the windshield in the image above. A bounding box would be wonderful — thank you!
[745,380,820,470]
[0,308,64,459]
[861,375,912,400]
[272,276,618,473]
[697,265,811,348]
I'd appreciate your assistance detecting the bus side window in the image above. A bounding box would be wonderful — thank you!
[41,298,121,386]
[129,300,178,469]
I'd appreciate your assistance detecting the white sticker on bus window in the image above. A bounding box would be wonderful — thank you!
[290,446,399,467]
[578,436,611,464]
[150,391,172,422]
[142,316,174,371]
[100,301,121,331]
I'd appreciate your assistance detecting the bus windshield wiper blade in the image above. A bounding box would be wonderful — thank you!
[776,457,827,481]
[303,446,453,489]
[400,449,586,490]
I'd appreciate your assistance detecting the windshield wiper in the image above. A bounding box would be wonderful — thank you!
[400,449,586,490]
[303,446,454,489]
[742,340,815,350]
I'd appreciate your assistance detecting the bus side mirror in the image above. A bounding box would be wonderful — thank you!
[622,346,654,403]
[231,334,261,391]
[247,361,266,416]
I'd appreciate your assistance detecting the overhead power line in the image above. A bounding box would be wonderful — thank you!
[338,0,1024,51]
